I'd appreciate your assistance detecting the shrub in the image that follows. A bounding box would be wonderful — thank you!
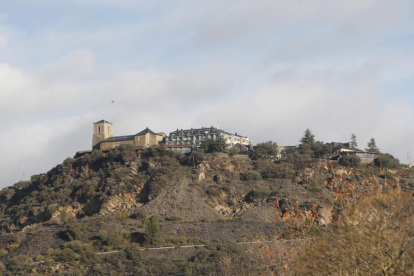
[57,248,77,262]
[7,255,32,272]
[282,153,314,170]
[201,138,228,153]
[0,248,8,257]
[144,216,163,245]
[251,141,278,160]
[66,217,86,241]
[100,231,124,247]
[133,208,147,221]
[124,244,141,261]
[375,154,400,169]
[246,188,273,201]
[167,215,182,222]
[206,185,221,196]
[240,171,262,181]
[340,156,361,168]
[64,241,97,263]
[260,163,295,179]
[228,148,240,157]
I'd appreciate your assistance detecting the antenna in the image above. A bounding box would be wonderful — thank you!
[22,163,25,181]
[217,121,219,129]
[408,151,412,165]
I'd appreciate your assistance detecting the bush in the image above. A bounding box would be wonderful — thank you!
[57,248,77,262]
[340,156,361,168]
[375,154,400,169]
[0,248,8,257]
[64,241,97,263]
[282,152,314,170]
[100,231,124,247]
[144,216,163,245]
[246,188,273,201]
[66,217,86,241]
[206,185,221,196]
[258,162,295,179]
[240,171,262,181]
[7,255,32,272]
[167,215,182,222]
[201,138,227,153]
[124,243,141,261]
[251,141,278,160]
[133,208,147,221]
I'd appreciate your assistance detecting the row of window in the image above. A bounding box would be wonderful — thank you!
[342,152,379,158]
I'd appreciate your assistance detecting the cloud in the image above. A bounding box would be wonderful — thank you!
[0,1,413,188]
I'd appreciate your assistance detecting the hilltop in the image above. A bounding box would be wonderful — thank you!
[0,144,413,275]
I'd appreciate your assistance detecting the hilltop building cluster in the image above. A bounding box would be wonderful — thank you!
[90,120,380,163]
[92,120,252,153]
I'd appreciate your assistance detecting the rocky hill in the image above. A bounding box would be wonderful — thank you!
[0,144,413,275]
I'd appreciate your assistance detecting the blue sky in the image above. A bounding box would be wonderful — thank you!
[0,0,413,187]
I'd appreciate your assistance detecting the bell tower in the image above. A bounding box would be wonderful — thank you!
[92,120,113,148]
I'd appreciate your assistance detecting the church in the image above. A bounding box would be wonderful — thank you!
[92,120,166,150]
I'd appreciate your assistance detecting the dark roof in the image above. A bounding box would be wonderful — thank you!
[94,120,112,124]
[103,135,135,142]
[169,127,248,138]
[136,127,157,136]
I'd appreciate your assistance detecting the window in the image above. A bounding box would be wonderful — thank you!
[98,126,101,133]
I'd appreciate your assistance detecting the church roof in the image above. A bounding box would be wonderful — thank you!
[104,135,135,142]
[136,127,157,136]
[94,120,112,124]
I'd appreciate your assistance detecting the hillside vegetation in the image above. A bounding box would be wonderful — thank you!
[0,144,413,275]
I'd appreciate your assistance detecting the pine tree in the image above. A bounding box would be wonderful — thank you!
[300,129,315,145]
[350,133,358,147]
[366,138,380,153]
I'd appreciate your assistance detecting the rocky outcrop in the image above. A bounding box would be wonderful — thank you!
[100,187,144,215]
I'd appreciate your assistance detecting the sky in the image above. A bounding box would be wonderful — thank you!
[0,0,413,188]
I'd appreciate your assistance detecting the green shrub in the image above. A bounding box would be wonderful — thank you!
[240,171,262,181]
[340,156,361,168]
[64,241,97,263]
[166,237,188,246]
[124,244,141,261]
[66,217,86,241]
[375,154,400,169]
[261,163,295,179]
[246,188,273,201]
[167,215,182,222]
[282,153,314,170]
[7,255,32,272]
[57,248,77,262]
[133,208,147,221]
[144,216,163,245]
[206,185,221,196]
[100,231,124,247]
[0,248,8,257]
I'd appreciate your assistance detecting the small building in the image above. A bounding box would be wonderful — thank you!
[92,120,165,150]
[277,145,300,159]
[167,126,252,148]
[331,142,380,164]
